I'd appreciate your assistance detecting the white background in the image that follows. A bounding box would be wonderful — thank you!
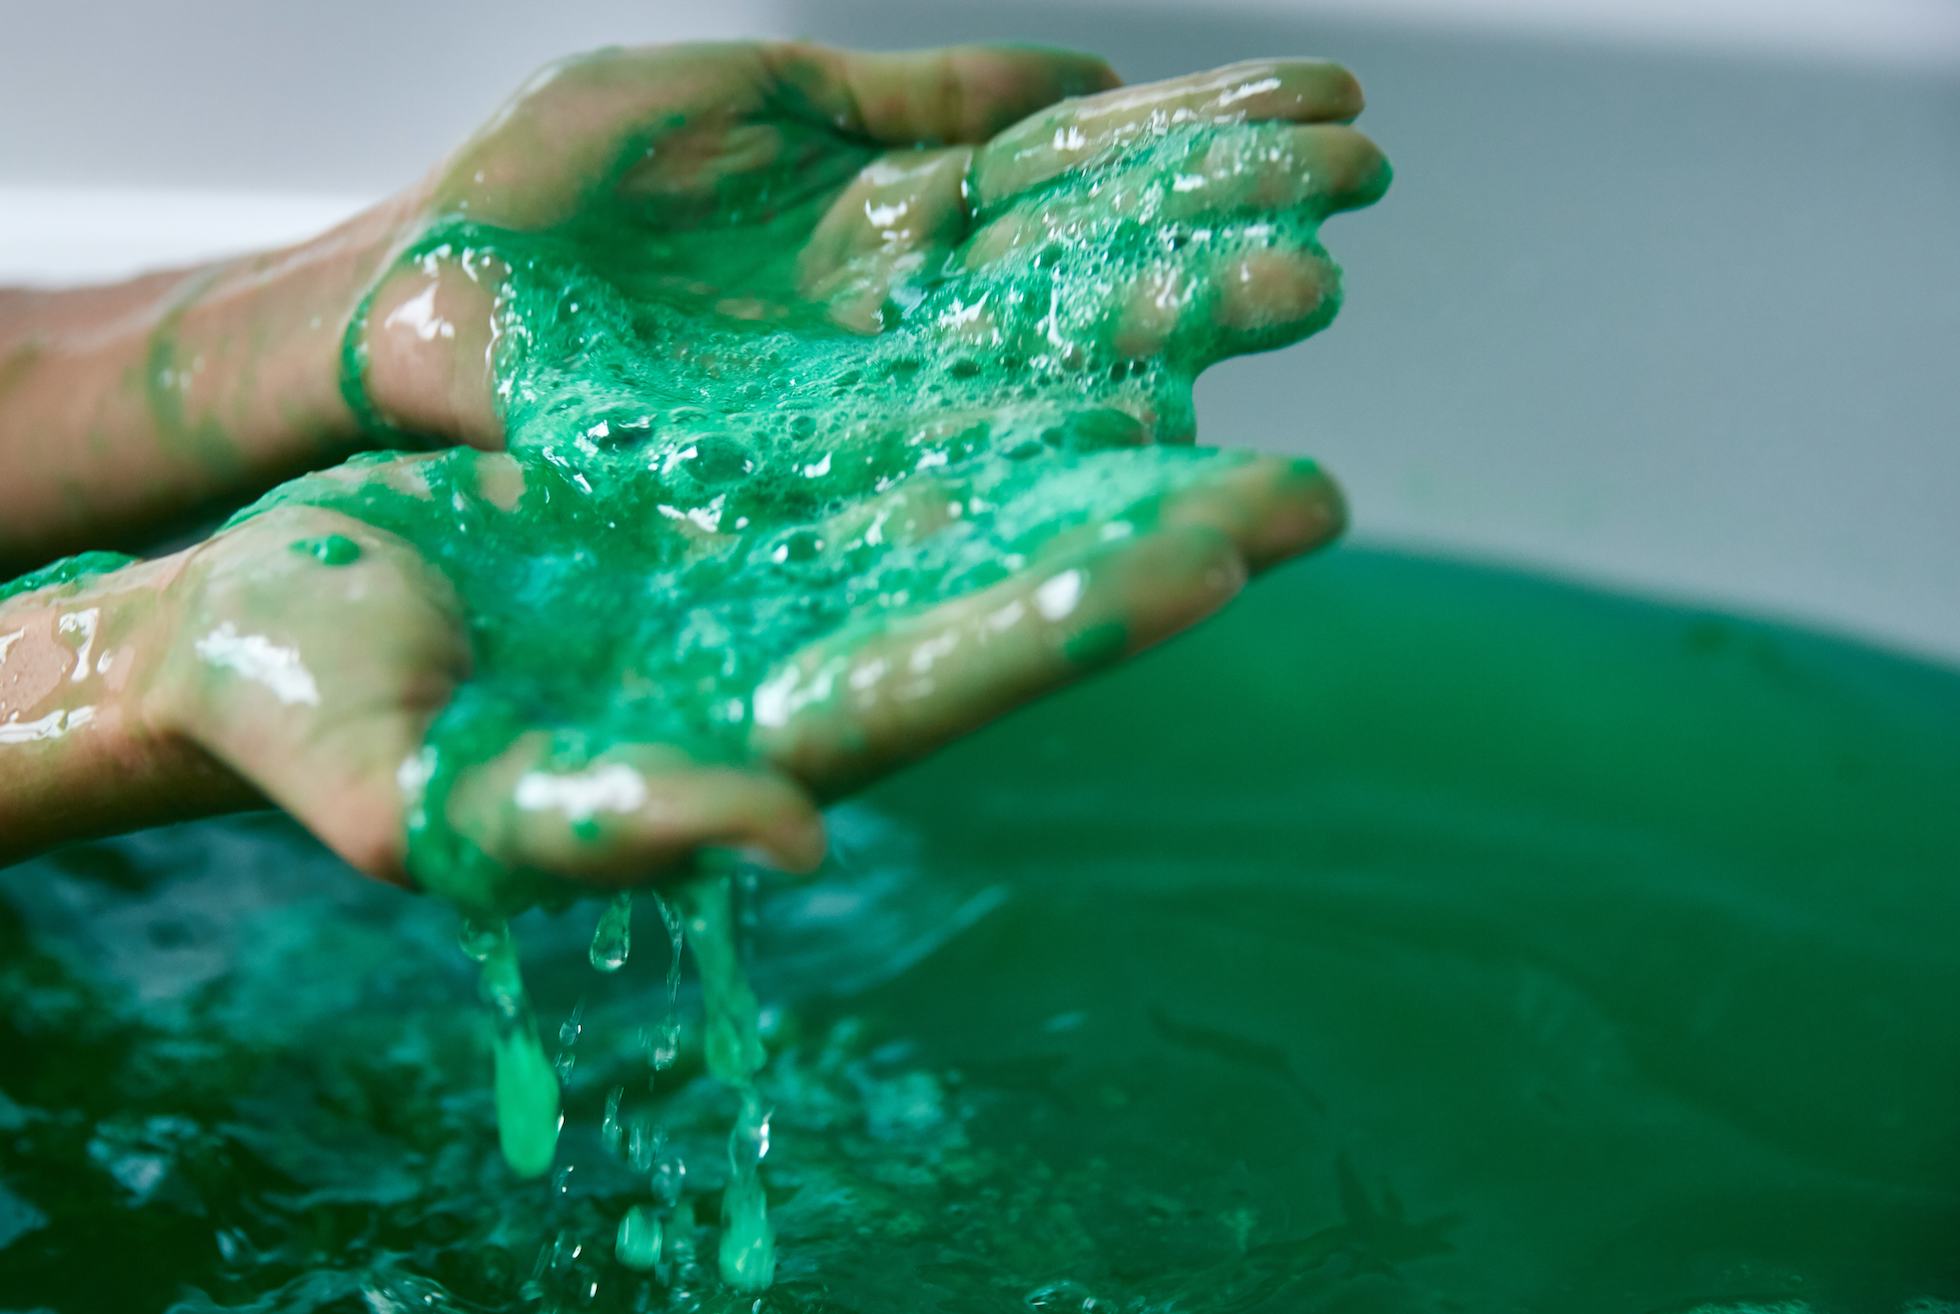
[3,0,1956,659]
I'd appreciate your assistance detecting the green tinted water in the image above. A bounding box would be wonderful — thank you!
[185,109,1367,1278]
[4,547,1957,1312]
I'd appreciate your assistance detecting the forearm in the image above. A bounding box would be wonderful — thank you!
[0,192,427,572]
[0,557,252,864]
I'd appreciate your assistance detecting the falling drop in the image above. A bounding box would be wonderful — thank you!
[458,914,507,963]
[616,1204,664,1271]
[684,873,766,1083]
[589,891,632,972]
[601,1085,626,1158]
[554,1000,583,1079]
[478,932,562,1179]
[720,1088,776,1291]
[651,1144,687,1207]
[648,890,685,1071]
[681,866,775,1293]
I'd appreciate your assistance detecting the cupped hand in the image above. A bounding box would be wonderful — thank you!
[142,432,1339,913]
[356,43,1387,448]
[145,43,1389,912]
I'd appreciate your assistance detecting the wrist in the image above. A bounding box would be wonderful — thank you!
[206,188,433,458]
[0,188,447,567]
[127,183,445,467]
[338,174,507,452]
[0,556,251,864]
[353,245,507,451]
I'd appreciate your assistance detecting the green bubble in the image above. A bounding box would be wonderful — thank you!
[288,534,363,566]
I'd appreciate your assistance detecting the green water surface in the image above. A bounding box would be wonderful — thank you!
[3,547,1956,1313]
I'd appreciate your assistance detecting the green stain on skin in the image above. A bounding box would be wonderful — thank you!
[0,551,138,605]
[288,534,363,566]
[144,272,239,476]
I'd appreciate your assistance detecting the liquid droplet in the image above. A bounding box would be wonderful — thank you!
[477,935,561,1178]
[601,1085,626,1158]
[616,1204,663,1271]
[649,891,685,1071]
[458,915,507,963]
[589,891,632,972]
[682,867,776,1293]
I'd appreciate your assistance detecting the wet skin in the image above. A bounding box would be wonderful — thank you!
[0,43,1388,911]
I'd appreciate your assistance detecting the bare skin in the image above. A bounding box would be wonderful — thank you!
[0,200,419,570]
[0,42,1386,893]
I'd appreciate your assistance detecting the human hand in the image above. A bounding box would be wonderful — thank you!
[280,45,1388,911]
[356,43,1388,448]
[153,431,1336,913]
[3,45,1389,915]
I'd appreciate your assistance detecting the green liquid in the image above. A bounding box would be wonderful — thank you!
[192,112,1362,1271]
[0,550,137,605]
[679,872,776,1292]
[287,534,363,567]
[616,1203,663,1271]
[4,548,1956,1311]
[590,892,633,973]
[478,928,562,1179]
[5,79,1954,1310]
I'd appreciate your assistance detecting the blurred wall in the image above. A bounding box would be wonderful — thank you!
[2,0,1957,659]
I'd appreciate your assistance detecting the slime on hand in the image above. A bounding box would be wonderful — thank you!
[253,106,1373,913]
[287,534,363,566]
[257,101,1365,1290]
[1,58,1386,1300]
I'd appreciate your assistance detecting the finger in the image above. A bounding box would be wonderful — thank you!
[1095,238,1330,363]
[1206,242,1345,360]
[1151,453,1346,572]
[798,146,976,330]
[816,404,1151,556]
[750,526,1246,792]
[1160,124,1391,222]
[765,42,1121,144]
[975,59,1365,202]
[961,125,1385,346]
[823,474,971,552]
[444,736,827,886]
